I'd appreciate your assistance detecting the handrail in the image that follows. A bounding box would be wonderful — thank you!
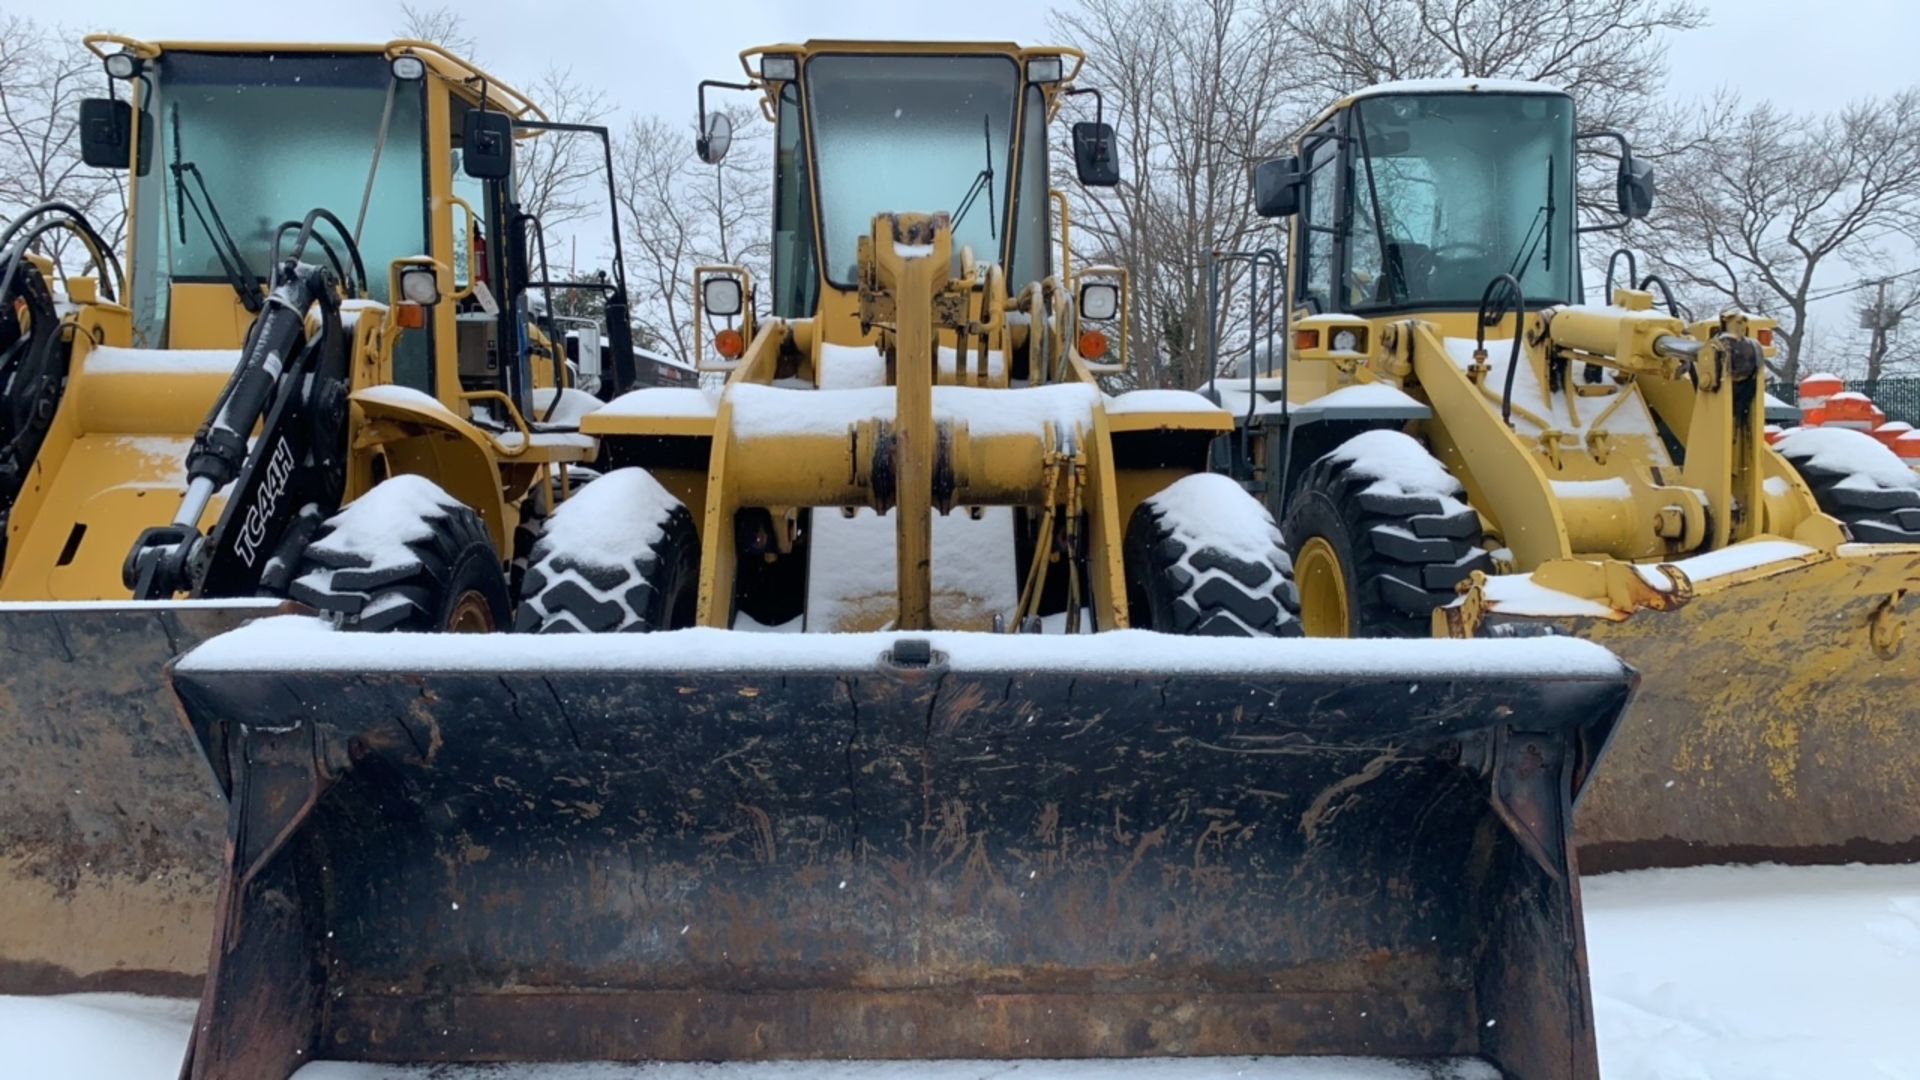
[459,390,534,458]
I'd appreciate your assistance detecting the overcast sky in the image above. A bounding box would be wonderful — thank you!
[58,0,1917,120]
[53,0,1920,355]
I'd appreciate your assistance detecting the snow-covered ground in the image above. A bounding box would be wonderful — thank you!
[4,864,1916,1079]
[1586,864,1920,1080]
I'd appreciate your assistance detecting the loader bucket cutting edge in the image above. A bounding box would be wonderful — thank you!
[170,619,1635,1080]
[1499,543,1920,871]
[0,599,283,995]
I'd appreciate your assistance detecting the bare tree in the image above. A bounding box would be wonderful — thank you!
[1270,0,1705,131]
[1850,274,1920,394]
[0,15,127,264]
[613,105,769,361]
[512,67,612,232]
[1050,0,1301,390]
[391,7,608,233]
[394,4,477,57]
[1639,91,1920,382]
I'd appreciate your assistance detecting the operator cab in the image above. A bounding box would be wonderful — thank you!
[113,49,433,383]
[1255,79,1654,319]
[83,39,631,409]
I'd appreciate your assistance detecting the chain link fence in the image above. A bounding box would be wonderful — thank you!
[1776,377,1920,426]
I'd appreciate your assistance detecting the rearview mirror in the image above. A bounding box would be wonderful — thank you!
[1618,155,1655,220]
[1253,156,1303,219]
[1071,122,1120,188]
[78,98,142,172]
[697,111,733,166]
[703,275,743,318]
[462,110,514,180]
[1079,281,1119,321]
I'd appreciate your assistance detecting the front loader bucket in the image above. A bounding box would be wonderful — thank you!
[171,619,1634,1080]
[1460,542,1920,871]
[0,600,280,995]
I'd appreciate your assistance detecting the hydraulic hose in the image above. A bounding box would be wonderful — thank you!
[1477,273,1527,428]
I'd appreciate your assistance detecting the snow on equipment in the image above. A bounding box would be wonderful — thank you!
[0,36,635,995]
[1226,78,1920,872]
[169,42,1636,1080]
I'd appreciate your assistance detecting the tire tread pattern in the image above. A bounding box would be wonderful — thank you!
[1125,480,1302,638]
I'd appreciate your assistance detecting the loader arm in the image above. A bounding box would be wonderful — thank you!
[124,252,354,601]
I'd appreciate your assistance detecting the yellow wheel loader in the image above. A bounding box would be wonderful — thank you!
[169,43,1634,1080]
[1225,77,1920,872]
[0,37,636,996]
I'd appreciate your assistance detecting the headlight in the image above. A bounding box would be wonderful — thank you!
[400,266,441,306]
[703,276,744,318]
[391,55,427,81]
[104,52,141,80]
[760,55,798,82]
[1026,56,1064,84]
[1079,281,1119,321]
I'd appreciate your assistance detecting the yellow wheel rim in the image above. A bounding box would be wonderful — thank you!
[1295,536,1351,638]
[445,590,496,633]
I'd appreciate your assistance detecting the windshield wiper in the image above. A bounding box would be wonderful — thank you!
[950,114,997,241]
[170,104,262,314]
[1352,110,1401,303]
[1504,155,1555,289]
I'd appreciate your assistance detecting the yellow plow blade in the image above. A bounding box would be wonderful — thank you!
[0,600,279,995]
[1459,542,1920,871]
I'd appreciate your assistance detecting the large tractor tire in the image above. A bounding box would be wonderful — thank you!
[1282,429,1493,638]
[1777,427,1920,543]
[515,467,699,633]
[1124,473,1301,637]
[290,475,510,632]
[0,255,66,529]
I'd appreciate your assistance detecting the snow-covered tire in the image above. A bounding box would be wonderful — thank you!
[290,475,510,632]
[514,467,699,633]
[1282,430,1492,638]
[1123,473,1301,637]
[1777,427,1920,544]
[510,469,607,596]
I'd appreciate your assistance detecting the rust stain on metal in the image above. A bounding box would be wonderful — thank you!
[0,605,259,995]
[1299,751,1398,843]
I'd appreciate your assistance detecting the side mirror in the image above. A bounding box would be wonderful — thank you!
[1253,156,1303,219]
[702,275,744,318]
[462,110,514,180]
[697,111,734,166]
[78,98,136,171]
[1079,281,1119,321]
[1618,155,1655,220]
[570,326,603,393]
[1071,122,1120,188]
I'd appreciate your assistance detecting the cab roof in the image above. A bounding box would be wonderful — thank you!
[81,34,546,120]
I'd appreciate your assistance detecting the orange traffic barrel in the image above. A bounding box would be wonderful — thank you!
[1824,391,1878,430]
[1874,421,1914,449]
[1897,430,1920,464]
[1798,372,1845,411]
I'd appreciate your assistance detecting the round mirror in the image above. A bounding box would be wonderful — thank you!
[697,112,734,166]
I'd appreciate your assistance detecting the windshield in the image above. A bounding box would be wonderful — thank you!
[129,52,426,345]
[805,54,1021,289]
[1344,92,1574,312]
